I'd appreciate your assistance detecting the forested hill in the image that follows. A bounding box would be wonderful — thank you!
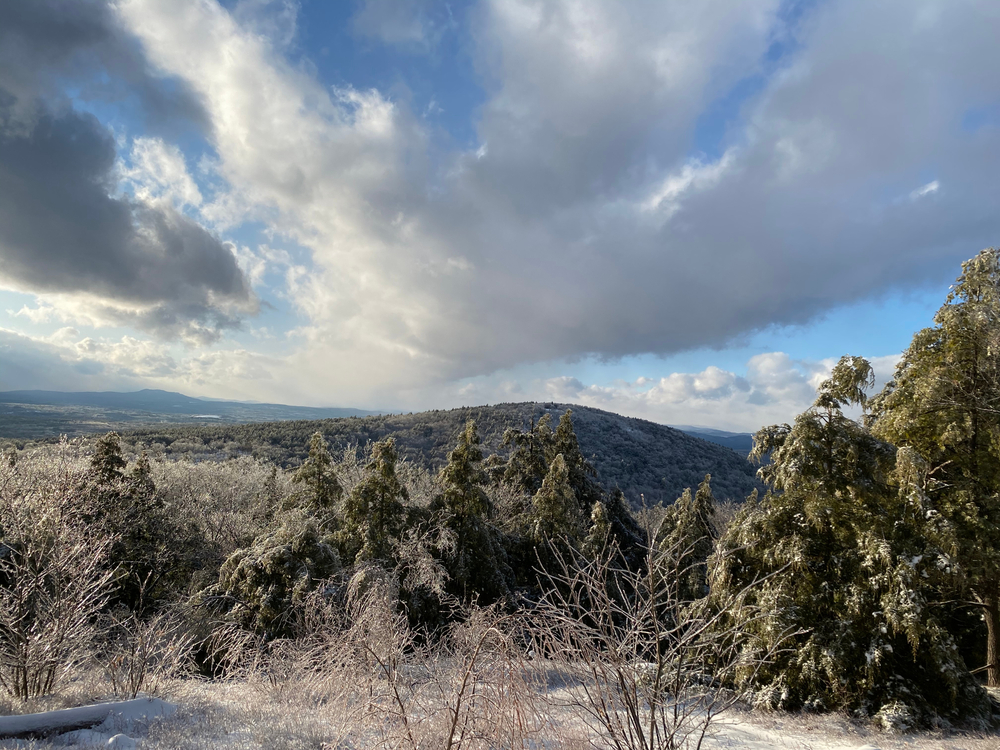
[115,402,763,507]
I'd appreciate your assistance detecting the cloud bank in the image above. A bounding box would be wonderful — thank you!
[1,0,997,428]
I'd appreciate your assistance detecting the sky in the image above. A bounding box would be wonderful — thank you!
[0,0,998,432]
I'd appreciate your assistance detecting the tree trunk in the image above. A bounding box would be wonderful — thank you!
[984,592,1000,687]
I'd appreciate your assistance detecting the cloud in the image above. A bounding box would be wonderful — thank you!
[0,99,256,342]
[63,0,1000,408]
[0,325,285,402]
[124,137,203,208]
[233,0,300,50]
[506,352,899,432]
[0,328,140,391]
[909,180,940,201]
[352,0,450,49]
[0,0,207,135]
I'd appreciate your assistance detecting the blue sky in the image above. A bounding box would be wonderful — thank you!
[0,0,997,431]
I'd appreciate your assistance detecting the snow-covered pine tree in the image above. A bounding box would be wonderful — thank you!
[662,474,717,601]
[431,421,510,602]
[501,413,553,495]
[710,356,991,725]
[289,431,342,524]
[338,437,408,565]
[207,432,342,637]
[531,454,584,544]
[870,248,1000,688]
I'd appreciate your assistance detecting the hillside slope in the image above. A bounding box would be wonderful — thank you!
[116,402,763,507]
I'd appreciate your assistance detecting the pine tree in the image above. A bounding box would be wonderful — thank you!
[86,437,193,611]
[663,474,716,601]
[531,454,584,544]
[339,438,408,565]
[129,451,156,500]
[211,512,340,639]
[582,500,611,558]
[432,421,510,601]
[501,413,553,494]
[291,431,342,523]
[711,356,990,724]
[603,489,646,568]
[553,410,604,513]
[870,249,1000,686]
[90,432,126,484]
[210,432,344,637]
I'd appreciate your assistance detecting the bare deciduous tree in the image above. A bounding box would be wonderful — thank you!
[527,530,788,750]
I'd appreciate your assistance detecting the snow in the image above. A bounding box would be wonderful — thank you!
[0,698,175,748]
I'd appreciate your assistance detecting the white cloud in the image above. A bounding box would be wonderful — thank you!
[96,0,1000,411]
[449,352,903,432]
[641,150,735,220]
[123,137,203,208]
[909,180,940,201]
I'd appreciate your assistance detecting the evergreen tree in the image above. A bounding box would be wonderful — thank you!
[255,465,282,526]
[211,511,340,639]
[663,474,716,601]
[531,454,584,544]
[711,356,990,724]
[339,438,408,565]
[290,431,342,523]
[501,414,553,494]
[603,489,646,568]
[129,451,156,500]
[582,500,611,558]
[432,421,510,601]
[90,431,127,484]
[870,249,1000,686]
[553,410,604,513]
[86,435,195,611]
[209,432,345,637]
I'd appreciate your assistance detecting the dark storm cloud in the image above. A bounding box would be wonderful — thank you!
[0,98,255,339]
[0,0,208,135]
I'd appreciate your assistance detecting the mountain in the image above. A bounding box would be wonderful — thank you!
[671,425,755,456]
[0,389,378,439]
[109,402,763,508]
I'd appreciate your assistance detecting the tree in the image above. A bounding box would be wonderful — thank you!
[711,356,990,724]
[290,432,342,523]
[531,454,583,545]
[662,475,717,601]
[501,414,553,495]
[85,435,195,611]
[209,512,340,639]
[339,438,408,565]
[431,421,510,602]
[871,248,1000,687]
[553,410,604,514]
[90,432,127,484]
[582,501,611,559]
[208,432,345,637]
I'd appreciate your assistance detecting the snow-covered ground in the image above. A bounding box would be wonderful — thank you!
[1,681,998,750]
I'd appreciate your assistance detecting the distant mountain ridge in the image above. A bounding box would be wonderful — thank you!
[669,425,755,456]
[0,389,379,439]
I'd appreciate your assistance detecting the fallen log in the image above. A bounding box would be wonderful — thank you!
[0,697,173,738]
